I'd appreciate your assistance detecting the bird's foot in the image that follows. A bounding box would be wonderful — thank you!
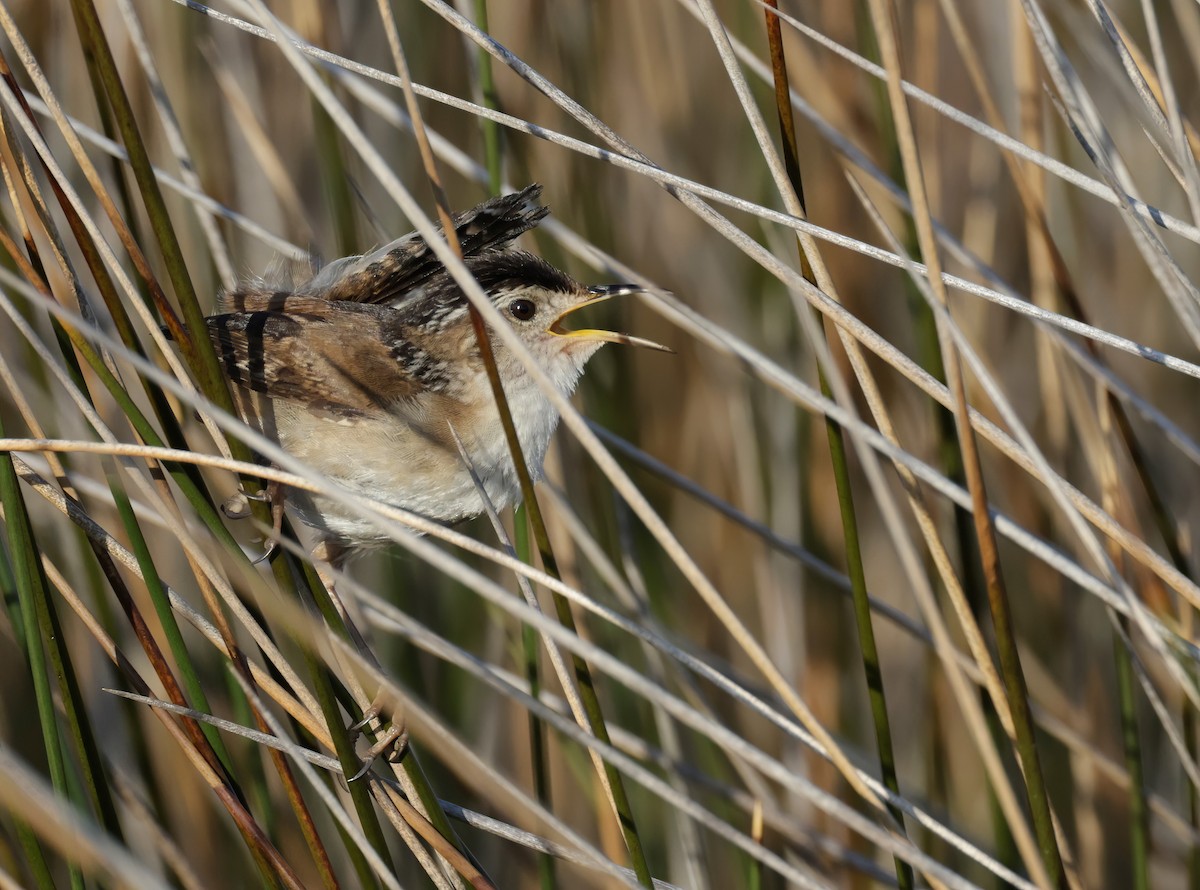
[348,697,409,781]
[221,488,262,520]
[222,478,286,564]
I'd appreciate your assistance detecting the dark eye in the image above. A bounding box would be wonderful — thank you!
[509,298,537,321]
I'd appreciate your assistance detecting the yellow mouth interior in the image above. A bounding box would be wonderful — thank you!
[548,290,672,352]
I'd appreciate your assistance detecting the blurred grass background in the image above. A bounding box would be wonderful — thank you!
[0,0,1198,887]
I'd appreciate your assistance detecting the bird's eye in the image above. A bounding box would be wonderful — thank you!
[509,298,537,321]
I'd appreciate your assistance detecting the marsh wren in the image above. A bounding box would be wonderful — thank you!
[207,184,666,560]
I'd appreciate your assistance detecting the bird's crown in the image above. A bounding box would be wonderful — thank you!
[385,249,582,332]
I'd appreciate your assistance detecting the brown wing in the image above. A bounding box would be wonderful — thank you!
[208,292,434,417]
[308,183,550,306]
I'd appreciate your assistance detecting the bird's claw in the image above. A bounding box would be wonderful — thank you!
[349,706,380,734]
[348,699,409,781]
[250,540,278,566]
[223,480,286,565]
[349,723,410,781]
[221,489,262,520]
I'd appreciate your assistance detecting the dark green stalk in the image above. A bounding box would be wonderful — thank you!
[108,471,237,767]
[228,673,278,840]
[821,372,911,868]
[239,558,342,890]
[66,0,240,428]
[11,817,55,890]
[313,96,361,258]
[921,654,953,869]
[861,2,1065,882]
[292,558,387,888]
[66,0,242,417]
[1189,684,1200,890]
[79,56,143,244]
[473,0,503,193]
[0,407,126,869]
[747,803,763,890]
[473,3,553,883]
[747,854,762,890]
[984,696,1018,886]
[761,4,911,885]
[1114,620,1149,890]
[38,14,288,845]
[515,504,557,890]
[0,440,84,890]
[979,521,1064,887]
[0,59,211,505]
[469,307,653,887]
[0,555,54,890]
[299,545,498,885]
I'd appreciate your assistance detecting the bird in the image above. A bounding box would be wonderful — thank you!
[205,184,668,566]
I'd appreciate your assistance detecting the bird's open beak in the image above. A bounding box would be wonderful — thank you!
[547,285,672,352]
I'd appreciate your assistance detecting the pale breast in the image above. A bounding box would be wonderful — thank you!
[226,335,586,547]
[247,381,562,546]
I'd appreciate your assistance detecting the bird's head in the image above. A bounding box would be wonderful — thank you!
[399,250,669,392]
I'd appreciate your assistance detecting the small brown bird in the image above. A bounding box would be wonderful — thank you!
[207,184,666,562]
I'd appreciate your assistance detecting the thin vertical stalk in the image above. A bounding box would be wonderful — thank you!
[761,4,912,887]
[0,423,130,886]
[293,558,387,890]
[1114,619,1149,890]
[107,471,233,767]
[516,506,556,890]
[65,0,239,427]
[372,2,651,879]
[0,551,53,890]
[10,816,54,890]
[859,0,1010,871]
[296,547,486,884]
[17,308,305,886]
[0,443,85,890]
[473,0,503,192]
[0,59,206,501]
[0,551,54,890]
[474,3,553,884]
[864,2,1065,884]
[313,98,361,258]
[51,19,320,872]
[1188,661,1200,890]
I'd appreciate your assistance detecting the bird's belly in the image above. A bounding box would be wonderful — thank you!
[270,394,558,545]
